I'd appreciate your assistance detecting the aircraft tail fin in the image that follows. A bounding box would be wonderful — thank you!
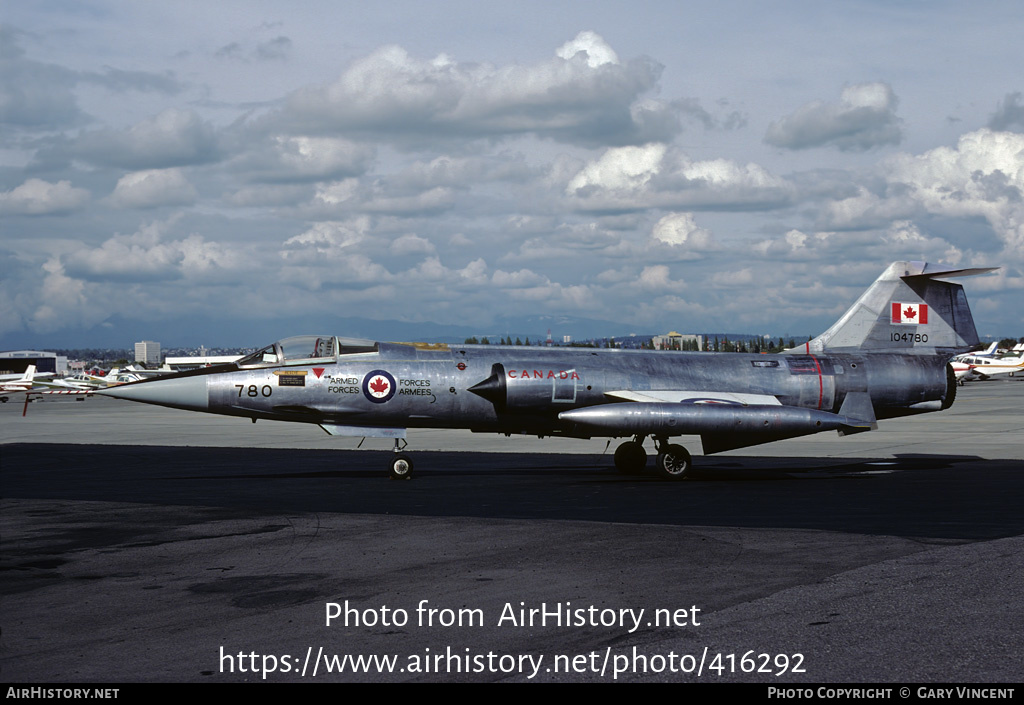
[21,365,36,383]
[795,261,996,356]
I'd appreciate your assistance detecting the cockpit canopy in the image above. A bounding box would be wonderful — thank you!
[236,335,377,367]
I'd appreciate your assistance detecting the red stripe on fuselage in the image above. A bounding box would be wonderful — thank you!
[810,354,823,410]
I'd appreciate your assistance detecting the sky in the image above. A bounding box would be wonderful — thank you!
[2,0,1023,349]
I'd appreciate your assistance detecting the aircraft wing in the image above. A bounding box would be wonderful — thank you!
[605,390,782,405]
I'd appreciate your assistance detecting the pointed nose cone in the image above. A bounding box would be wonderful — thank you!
[98,375,209,411]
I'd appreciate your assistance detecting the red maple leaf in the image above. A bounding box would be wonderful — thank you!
[369,377,389,394]
[903,306,917,320]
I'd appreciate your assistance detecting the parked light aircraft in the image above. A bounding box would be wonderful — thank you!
[0,366,37,402]
[99,261,994,480]
[949,360,977,385]
[965,342,999,358]
[954,352,1024,379]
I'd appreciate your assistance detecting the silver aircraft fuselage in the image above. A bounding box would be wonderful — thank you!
[98,261,992,479]
[106,339,952,440]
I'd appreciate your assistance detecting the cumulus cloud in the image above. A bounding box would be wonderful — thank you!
[72,109,223,169]
[765,82,903,151]
[0,178,89,215]
[566,143,793,211]
[281,219,371,258]
[390,154,536,191]
[820,186,914,230]
[884,129,1024,255]
[651,212,714,249]
[812,129,1024,268]
[279,252,392,291]
[262,32,673,147]
[988,92,1024,132]
[107,169,198,209]
[4,12,1021,342]
[62,219,235,283]
[308,180,456,216]
[556,30,619,66]
[389,233,435,256]
[230,136,375,183]
[884,221,964,265]
[637,264,674,290]
[491,267,549,289]
[27,257,96,334]
[568,143,666,193]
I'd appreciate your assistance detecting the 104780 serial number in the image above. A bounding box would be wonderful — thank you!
[891,332,929,343]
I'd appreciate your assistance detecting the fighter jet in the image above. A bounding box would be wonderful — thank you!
[98,261,993,480]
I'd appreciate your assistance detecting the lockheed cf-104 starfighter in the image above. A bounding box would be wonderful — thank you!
[98,261,993,480]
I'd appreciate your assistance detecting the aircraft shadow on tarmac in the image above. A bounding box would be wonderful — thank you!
[3,443,1020,541]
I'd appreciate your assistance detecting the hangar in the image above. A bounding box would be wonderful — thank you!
[0,350,68,375]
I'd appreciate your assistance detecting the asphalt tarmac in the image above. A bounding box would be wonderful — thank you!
[1,378,1022,683]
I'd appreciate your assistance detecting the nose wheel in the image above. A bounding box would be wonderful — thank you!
[390,454,414,480]
[389,438,413,480]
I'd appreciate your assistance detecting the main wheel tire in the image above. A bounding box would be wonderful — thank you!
[655,444,691,480]
[614,441,647,474]
[390,453,414,480]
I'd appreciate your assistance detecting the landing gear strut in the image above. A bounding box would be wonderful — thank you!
[613,436,692,480]
[653,436,692,480]
[614,436,647,474]
[389,438,413,480]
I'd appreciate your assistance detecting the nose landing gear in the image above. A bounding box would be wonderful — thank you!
[389,438,413,480]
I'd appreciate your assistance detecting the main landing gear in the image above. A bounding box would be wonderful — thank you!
[389,438,414,480]
[613,435,692,480]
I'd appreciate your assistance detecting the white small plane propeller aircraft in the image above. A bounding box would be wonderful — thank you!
[0,365,38,401]
[954,352,1024,379]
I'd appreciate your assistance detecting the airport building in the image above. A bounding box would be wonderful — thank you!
[0,350,68,375]
[651,332,704,351]
[134,340,161,366]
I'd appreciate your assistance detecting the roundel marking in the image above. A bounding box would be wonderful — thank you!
[362,370,397,403]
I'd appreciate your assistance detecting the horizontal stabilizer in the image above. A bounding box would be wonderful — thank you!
[902,265,999,281]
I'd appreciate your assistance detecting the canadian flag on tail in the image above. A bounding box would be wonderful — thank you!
[891,302,928,325]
